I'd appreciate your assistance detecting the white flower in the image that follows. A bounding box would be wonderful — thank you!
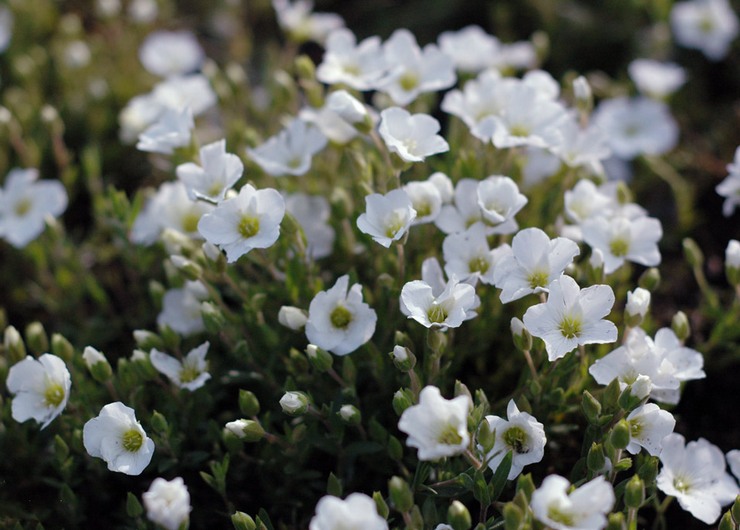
[482,400,546,480]
[726,239,740,268]
[376,29,456,106]
[476,175,528,230]
[531,475,615,530]
[136,106,193,155]
[0,5,13,53]
[628,59,687,99]
[356,189,416,248]
[6,354,71,429]
[435,179,485,234]
[440,70,507,143]
[523,275,617,361]
[443,223,512,285]
[142,477,191,530]
[400,277,479,329]
[398,386,470,461]
[493,228,580,303]
[150,342,210,391]
[83,402,155,475]
[591,97,679,160]
[151,74,217,117]
[671,0,739,60]
[657,434,739,524]
[197,183,285,263]
[326,89,370,126]
[305,275,377,355]
[581,215,662,274]
[285,192,335,259]
[716,146,740,216]
[563,179,618,225]
[378,107,449,163]
[316,28,387,90]
[0,168,68,248]
[128,0,158,23]
[157,280,209,336]
[625,403,676,456]
[310,493,388,530]
[545,116,610,172]
[246,118,327,176]
[625,287,651,320]
[727,450,740,482]
[272,0,344,44]
[438,25,502,73]
[139,30,204,77]
[176,139,243,202]
[278,306,308,330]
[299,104,358,145]
[403,180,442,225]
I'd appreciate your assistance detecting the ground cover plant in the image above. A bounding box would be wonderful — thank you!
[1,0,740,529]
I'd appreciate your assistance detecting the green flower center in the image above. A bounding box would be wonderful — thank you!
[673,476,691,493]
[122,429,144,453]
[609,237,630,257]
[509,124,530,138]
[44,383,65,407]
[548,506,575,526]
[629,419,643,438]
[427,304,448,324]
[399,72,420,91]
[182,212,201,233]
[699,16,714,33]
[468,256,490,275]
[527,270,549,289]
[559,315,582,339]
[503,426,530,453]
[180,363,201,384]
[238,215,260,239]
[342,63,361,76]
[14,198,32,216]
[384,212,405,238]
[437,424,463,445]
[414,200,431,218]
[330,305,353,329]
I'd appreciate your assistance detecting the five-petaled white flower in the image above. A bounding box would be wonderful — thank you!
[83,401,155,475]
[136,106,194,155]
[378,107,449,163]
[316,28,387,90]
[523,275,617,361]
[398,385,470,461]
[6,354,71,429]
[482,399,546,480]
[310,492,388,530]
[305,275,377,355]
[246,118,327,177]
[400,277,479,329]
[142,477,192,530]
[176,139,244,202]
[624,403,676,456]
[356,188,416,248]
[656,433,739,524]
[670,0,739,61]
[581,214,663,274]
[150,341,211,391]
[531,475,615,530]
[0,168,68,249]
[197,183,285,263]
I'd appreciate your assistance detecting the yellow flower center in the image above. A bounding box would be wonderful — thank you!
[14,198,32,216]
[548,506,575,526]
[468,256,490,275]
[427,304,448,324]
[509,124,530,137]
[180,363,201,384]
[181,212,201,233]
[503,426,530,453]
[384,212,405,238]
[559,315,582,339]
[527,270,549,289]
[330,305,353,329]
[238,215,260,239]
[629,419,643,438]
[122,428,144,452]
[44,383,65,407]
[399,72,420,91]
[437,424,463,445]
[609,237,630,257]
[414,200,431,218]
[673,476,691,493]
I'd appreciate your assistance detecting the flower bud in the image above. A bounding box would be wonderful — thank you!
[151,410,169,434]
[582,390,602,424]
[279,391,309,416]
[390,345,416,371]
[615,181,633,205]
[477,420,495,454]
[327,89,372,133]
[233,390,258,417]
[573,75,593,116]
[725,240,740,287]
[719,511,736,530]
[4,325,26,363]
[373,491,390,519]
[83,346,113,382]
[516,473,536,501]
[388,435,403,461]
[133,329,164,351]
[25,322,48,354]
[388,476,414,513]
[503,503,524,530]
[305,344,333,372]
[610,419,631,450]
[732,496,740,525]
[278,306,308,330]
[225,419,265,442]
[201,302,226,334]
[231,511,257,530]
[624,287,650,327]
[618,376,650,411]
[170,255,202,280]
[638,267,661,291]
[671,311,690,342]
[448,500,472,530]
[338,404,361,425]
[637,456,659,483]
[392,388,414,416]
[587,442,608,473]
[589,249,605,280]
[51,333,75,362]
[511,317,533,352]
[625,474,645,509]
[605,512,626,530]
[683,237,704,268]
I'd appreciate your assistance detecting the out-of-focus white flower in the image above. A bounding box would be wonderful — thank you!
[197,183,285,263]
[143,477,191,530]
[671,0,739,60]
[376,29,456,106]
[482,400,546,480]
[398,386,470,461]
[299,104,357,145]
[400,277,479,329]
[531,475,615,530]
[136,106,193,155]
[83,402,155,475]
[403,181,443,225]
[0,5,13,53]
[0,168,68,248]
[150,342,210,391]
[657,434,739,524]
[476,175,528,231]
[272,0,344,44]
[435,179,485,234]
[441,70,507,143]
[357,189,416,248]
[523,275,617,361]
[726,239,740,274]
[326,90,370,127]
[305,275,377,356]
[63,40,91,68]
[591,97,679,160]
[128,0,158,23]
[176,139,243,202]
[625,403,676,456]
[157,280,209,336]
[6,354,71,429]
[378,107,449,162]
[716,146,740,216]
[310,493,388,530]
[150,74,217,117]
[285,192,335,259]
[493,228,580,303]
[581,215,663,274]
[278,306,308,330]
[438,25,501,73]
[727,450,740,482]
[428,172,454,203]
[246,119,327,176]
[139,30,204,77]
[628,59,686,99]
[316,28,387,90]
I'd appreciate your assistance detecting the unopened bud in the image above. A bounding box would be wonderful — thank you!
[615,181,633,205]
[732,496,740,525]
[25,322,48,354]
[373,491,390,520]
[624,287,650,327]
[239,390,260,416]
[582,390,602,424]
[625,474,645,509]
[637,456,659,483]
[150,410,169,433]
[589,249,605,278]
[392,388,414,416]
[725,240,740,287]
[619,376,650,411]
[610,419,631,450]
[338,404,361,425]
[638,267,661,291]
[671,311,690,342]
[83,346,113,382]
[278,306,308,330]
[294,55,316,81]
[305,344,333,372]
[388,476,414,513]
[477,419,495,454]
[516,473,536,500]
[605,512,626,530]
[201,302,226,334]
[511,317,533,352]
[587,442,608,473]
[4,325,26,363]
[448,500,472,530]
[503,503,524,530]
[231,511,257,530]
[279,391,309,416]
[133,329,164,351]
[51,333,75,362]
[225,419,265,442]
[327,89,372,133]
[390,345,416,371]
[170,255,202,280]
[573,75,593,115]
[683,238,704,268]
[719,511,736,530]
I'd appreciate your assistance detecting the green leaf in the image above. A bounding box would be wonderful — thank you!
[490,451,513,502]
[126,492,144,518]
[327,472,343,497]
[257,509,276,530]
